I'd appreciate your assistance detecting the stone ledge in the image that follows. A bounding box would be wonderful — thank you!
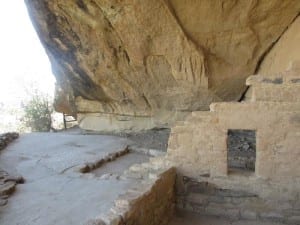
[77,147,130,173]
[85,166,176,225]
[0,132,19,151]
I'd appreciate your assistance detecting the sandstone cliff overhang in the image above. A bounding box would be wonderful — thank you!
[25,0,300,129]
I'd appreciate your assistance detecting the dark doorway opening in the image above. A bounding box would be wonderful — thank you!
[227,129,256,173]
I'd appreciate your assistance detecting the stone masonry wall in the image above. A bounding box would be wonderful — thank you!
[164,102,300,224]
[0,132,23,207]
[86,167,176,225]
[167,102,300,180]
[160,69,300,224]
[246,72,300,103]
[0,132,19,151]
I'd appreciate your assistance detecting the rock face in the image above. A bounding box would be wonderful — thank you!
[258,16,300,75]
[25,0,300,131]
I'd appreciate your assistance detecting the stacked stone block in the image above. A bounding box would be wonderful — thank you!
[162,65,300,224]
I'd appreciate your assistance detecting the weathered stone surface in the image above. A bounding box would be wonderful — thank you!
[106,167,176,225]
[258,16,300,75]
[0,133,141,225]
[24,0,300,131]
[0,182,16,196]
[161,68,300,223]
[0,132,19,151]
[0,132,20,206]
[78,147,130,174]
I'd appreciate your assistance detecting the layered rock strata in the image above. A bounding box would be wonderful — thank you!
[25,0,300,131]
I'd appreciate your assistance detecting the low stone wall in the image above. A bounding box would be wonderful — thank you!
[163,102,300,224]
[0,132,19,151]
[175,175,300,224]
[78,147,130,173]
[0,132,22,206]
[86,167,176,225]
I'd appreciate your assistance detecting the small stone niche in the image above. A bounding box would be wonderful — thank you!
[227,129,256,173]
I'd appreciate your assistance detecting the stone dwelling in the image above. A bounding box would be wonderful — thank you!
[95,63,300,225]
[162,63,300,223]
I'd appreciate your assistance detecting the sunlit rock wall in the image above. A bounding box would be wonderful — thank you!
[25,0,300,131]
[258,16,300,75]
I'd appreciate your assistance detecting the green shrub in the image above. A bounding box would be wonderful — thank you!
[21,93,53,132]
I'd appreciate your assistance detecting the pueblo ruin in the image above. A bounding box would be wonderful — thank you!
[4,1,299,224]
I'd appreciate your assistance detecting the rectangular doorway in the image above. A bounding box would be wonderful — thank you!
[227,129,256,173]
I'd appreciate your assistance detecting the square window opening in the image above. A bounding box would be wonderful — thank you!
[227,129,256,174]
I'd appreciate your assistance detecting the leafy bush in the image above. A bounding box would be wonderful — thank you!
[21,92,53,132]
